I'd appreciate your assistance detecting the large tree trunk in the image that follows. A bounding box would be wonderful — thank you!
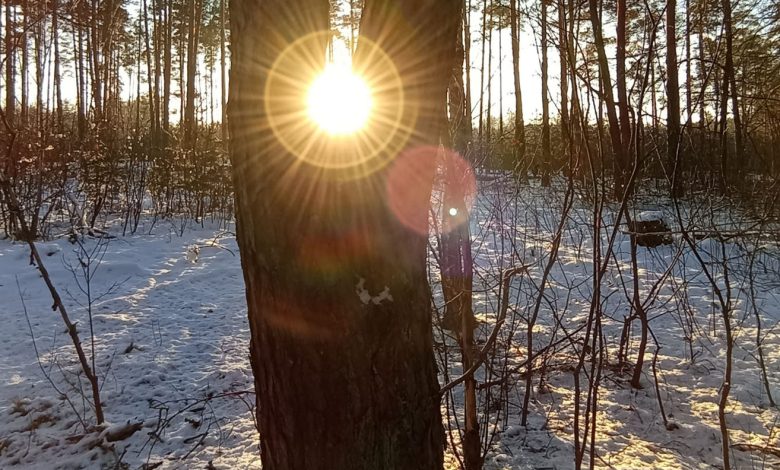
[228,0,458,468]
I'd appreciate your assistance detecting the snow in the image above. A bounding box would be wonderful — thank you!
[0,222,259,469]
[634,210,666,223]
[432,177,780,469]
[355,278,394,305]
[1,179,779,469]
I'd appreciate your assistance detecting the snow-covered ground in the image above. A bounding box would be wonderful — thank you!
[0,222,260,469]
[435,178,780,469]
[1,180,779,469]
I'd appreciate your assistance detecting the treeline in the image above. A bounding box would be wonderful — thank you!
[1,0,779,240]
[454,0,779,195]
[0,0,235,239]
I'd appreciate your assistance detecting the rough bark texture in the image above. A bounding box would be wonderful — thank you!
[228,0,458,468]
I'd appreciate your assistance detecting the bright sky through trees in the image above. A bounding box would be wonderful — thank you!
[0,3,547,125]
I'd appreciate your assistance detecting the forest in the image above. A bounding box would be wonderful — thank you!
[0,0,779,469]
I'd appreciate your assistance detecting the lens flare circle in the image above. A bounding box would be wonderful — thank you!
[386,146,477,235]
[307,65,372,135]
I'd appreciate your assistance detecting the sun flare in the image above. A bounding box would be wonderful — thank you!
[307,65,373,136]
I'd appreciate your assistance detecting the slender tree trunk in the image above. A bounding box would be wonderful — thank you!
[5,2,15,126]
[485,0,493,146]
[445,9,478,468]
[697,0,707,170]
[88,0,102,124]
[478,0,486,141]
[498,16,503,138]
[588,0,627,196]
[464,0,473,148]
[135,17,142,137]
[75,25,86,139]
[559,1,569,165]
[719,33,730,189]
[20,0,28,127]
[220,0,227,141]
[33,4,42,130]
[722,0,742,184]
[52,0,63,130]
[228,0,458,467]
[152,0,162,138]
[615,0,632,193]
[668,0,682,196]
[541,0,551,186]
[685,0,692,123]
[143,0,158,139]
[162,0,172,138]
[509,0,525,177]
[184,0,202,146]
[450,6,470,154]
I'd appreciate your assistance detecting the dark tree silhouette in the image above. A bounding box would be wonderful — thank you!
[227,0,460,467]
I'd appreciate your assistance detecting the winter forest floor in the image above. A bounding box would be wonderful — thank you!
[1,177,779,469]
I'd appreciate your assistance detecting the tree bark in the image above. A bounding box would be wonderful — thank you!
[615,0,632,191]
[228,0,458,467]
[184,0,202,146]
[53,0,64,130]
[20,0,28,127]
[667,0,681,196]
[162,0,172,138]
[722,0,742,185]
[478,0,487,141]
[449,7,470,154]
[220,0,227,141]
[558,1,569,165]
[509,0,525,176]
[5,2,15,125]
[588,0,628,196]
[541,0,551,186]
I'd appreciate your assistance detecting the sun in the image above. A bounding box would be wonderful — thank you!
[307,65,373,136]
